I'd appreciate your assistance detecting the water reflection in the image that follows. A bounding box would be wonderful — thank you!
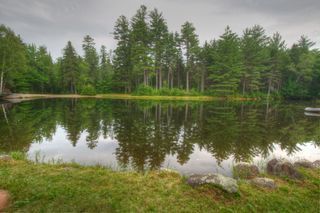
[0,99,319,174]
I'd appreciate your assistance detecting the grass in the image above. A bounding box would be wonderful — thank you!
[0,155,319,212]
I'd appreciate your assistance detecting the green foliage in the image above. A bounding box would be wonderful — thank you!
[133,84,201,96]
[10,151,26,160]
[0,6,319,99]
[282,79,309,99]
[80,85,97,96]
[209,26,242,96]
[61,41,80,94]
[133,85,155,95]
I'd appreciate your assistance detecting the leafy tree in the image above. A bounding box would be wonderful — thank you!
[0,24,27,94]
[282,36,316,99]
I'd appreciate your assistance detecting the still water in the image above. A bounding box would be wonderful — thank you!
[0,99,319,176]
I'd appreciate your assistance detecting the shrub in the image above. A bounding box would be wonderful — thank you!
[133,85,204,96]
[80,85,97,96]
[133,85,155,95]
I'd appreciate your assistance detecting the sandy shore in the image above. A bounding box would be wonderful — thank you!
[2,93,256,102]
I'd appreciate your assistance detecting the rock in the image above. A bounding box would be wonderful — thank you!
[266,159,278,174]
[312,160,320,168]
[250,177,277,189]
[294,160,314,168]
[0,190,9,211]
[0,155,12,162]
[187,173,238,193]
[233,163,259,179]
[267,159,302,179]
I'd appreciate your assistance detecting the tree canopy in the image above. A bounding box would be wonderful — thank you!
[0,6,319,99]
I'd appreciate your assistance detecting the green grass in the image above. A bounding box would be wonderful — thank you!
[0,155,319,212]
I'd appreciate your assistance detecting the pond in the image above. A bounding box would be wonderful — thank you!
[0,99,319,176]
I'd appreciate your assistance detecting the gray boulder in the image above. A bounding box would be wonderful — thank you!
[267,159,302,179]
[233,163,259,179]
[294,160,314,168]
[312,160,320,168]
[250,177,277,189]
[0,155,12,162]
[187,173,238,193]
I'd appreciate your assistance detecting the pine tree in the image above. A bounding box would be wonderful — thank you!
[82,35,99,87]
[113,15,132,92]
[163,32,179,89]
[240,25,268,94]
[98,45,113,93]
[180,22,199,92]
[265,32,286,98]
[61,41,80,94]
[130,5,152,89]
[149,8,168,89]
[209,26,242,95]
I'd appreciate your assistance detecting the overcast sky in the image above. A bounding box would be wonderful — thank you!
[1,0,319,59]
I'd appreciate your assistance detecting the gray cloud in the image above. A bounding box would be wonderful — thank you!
[0,0,319,59]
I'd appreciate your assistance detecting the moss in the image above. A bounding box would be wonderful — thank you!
[0,158,319,212]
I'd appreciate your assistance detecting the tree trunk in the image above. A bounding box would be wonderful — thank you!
[267,78,272,100]
[186,71,189,92]
[201,69,205,93]
[144,70,148,86]
[171,72,173,89]
[167,69,170,89]
[1,55,5,94]
[0,71,4,94]
[159,68,162,89]
[155,69,158,90]
[177,67,180,89]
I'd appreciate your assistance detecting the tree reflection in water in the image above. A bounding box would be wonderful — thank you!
[0,99,319,171]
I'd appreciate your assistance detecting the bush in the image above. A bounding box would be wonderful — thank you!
[133,85,155,95]
[80,85,97,96]
[133,85,203,96]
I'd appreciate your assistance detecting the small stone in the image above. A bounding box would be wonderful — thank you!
[312,160,320,168]
[250,177,277,189]
[294,160,314,168]
[0,155,12,162]
[187,173,238,193]
[267,159,302,179]
[233,163,259,179]
[0,190,10,211]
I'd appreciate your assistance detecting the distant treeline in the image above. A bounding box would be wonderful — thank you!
[0,5,319,99]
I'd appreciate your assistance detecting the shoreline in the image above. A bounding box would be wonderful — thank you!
[2,93,257,102]
[0,154,319,212]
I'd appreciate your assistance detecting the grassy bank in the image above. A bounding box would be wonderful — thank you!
[3,93,257,102]
[0,155,319,212]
